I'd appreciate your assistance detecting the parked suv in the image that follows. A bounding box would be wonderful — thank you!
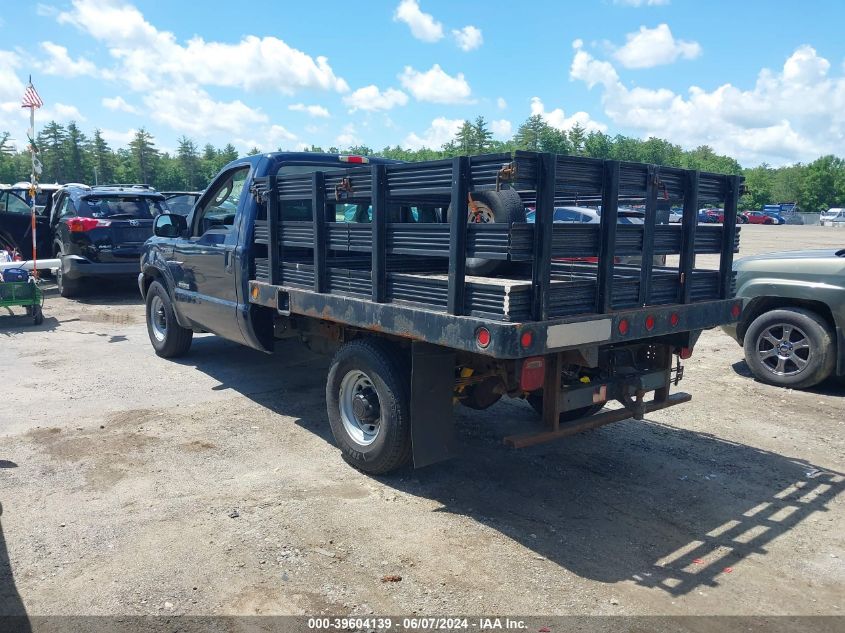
[51,184,168,297]
[723,248,845,388]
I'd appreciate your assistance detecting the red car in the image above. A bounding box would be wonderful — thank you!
[708,209,748,224]
[742,210,782,225]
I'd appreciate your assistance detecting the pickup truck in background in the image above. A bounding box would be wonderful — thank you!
[723,248,845,388]
[140,151,743,474]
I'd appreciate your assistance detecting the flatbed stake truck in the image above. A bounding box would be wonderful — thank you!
[140,150,742,474]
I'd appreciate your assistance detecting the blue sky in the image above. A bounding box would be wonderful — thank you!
[1,0,844,166]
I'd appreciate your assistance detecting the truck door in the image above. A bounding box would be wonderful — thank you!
[172,164,250,341]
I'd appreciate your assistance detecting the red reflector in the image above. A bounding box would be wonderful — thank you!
[520,357,545,392]
[520,330,534,349]
[670,313,680,327]
[645,315,655,331]
[618,318,629,336]
[731,303,742,319]
[66,217,109,232]
[475,327,491,348]
[679,347,694,359]
[339,155,369,164]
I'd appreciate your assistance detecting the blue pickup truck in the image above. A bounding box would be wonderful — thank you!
[140,151,743,474]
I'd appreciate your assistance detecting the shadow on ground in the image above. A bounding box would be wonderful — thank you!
[0,502,31,630]
[732,359,845,396]
[180,336,844,598]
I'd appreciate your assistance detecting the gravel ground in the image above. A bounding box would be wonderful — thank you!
[0,225,843,618]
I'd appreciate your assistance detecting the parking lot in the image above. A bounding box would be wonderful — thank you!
[1,224,843,617]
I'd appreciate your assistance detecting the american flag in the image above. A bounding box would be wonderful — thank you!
[21,83,43,109]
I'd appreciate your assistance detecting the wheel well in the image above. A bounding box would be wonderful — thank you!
[738,297,836,343]
[142,267,164,296]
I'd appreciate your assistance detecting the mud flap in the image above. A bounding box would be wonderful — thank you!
[410,341,456,468]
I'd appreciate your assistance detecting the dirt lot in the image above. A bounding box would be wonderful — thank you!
[1,225,843,618]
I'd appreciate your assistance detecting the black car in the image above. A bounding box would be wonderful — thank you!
[51,184,168,297]
[160,191,202,216]
[0,183,59,259]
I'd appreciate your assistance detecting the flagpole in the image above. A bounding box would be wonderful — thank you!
[29,99,37,279]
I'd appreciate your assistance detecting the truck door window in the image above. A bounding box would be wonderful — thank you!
[194,166,249,236]
[1,192,31,215]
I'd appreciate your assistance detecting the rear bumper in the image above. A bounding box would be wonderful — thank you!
[62,255,140,280]
[250,280,744,359]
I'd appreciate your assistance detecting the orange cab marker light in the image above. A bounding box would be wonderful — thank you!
[339,155,369,164]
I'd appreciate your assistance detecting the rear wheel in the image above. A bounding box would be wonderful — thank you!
[447,188,526,276]
[743,308,835,389]
[526,392,604,423]
[55,247,82,298]
[326,339,411,474]
[145,280,193,358]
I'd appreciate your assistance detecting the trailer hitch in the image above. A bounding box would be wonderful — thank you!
[620,387,646,420]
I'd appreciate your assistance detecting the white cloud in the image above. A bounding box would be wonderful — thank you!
[102,95,139,114]
[490,119,512,138]
[57,0,348,94]
[288,103,330,118]
[404,116,463,150]
[570,41,845,165]
[613,24,701,69]
[343,85,409,112]
[529,97,607,133]
[99,128,137,147]
[497,97,507,110]
[335,123,359,147]
[399,64,472,104]
[37,41,99,76]
[142,84,267,137]
[452,25,483,51]
[234,124,298,153]
[613,0,670,6]
[0,51,24,102]
[393,0,443,42]
[43,103,86,122]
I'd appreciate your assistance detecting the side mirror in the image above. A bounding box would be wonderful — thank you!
[154,213,188,238]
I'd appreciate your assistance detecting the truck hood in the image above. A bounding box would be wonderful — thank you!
[733,248,845,276]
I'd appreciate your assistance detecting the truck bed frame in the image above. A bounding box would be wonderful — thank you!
[248,151,743,360]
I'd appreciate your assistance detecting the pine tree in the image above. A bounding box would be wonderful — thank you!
[128,128,159,184]
[472,116,493,154]
[455,120,476,155]
[513,115,547,152]
[37,121,68,183]
[63,121,88,183]
[91,129,115,185]
[567,123,586,155]
[176,136,200,189]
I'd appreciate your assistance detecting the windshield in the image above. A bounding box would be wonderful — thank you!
[79,196,166,219]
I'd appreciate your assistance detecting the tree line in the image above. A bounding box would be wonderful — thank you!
[1,115,844,212]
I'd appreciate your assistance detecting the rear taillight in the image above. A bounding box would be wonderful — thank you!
[475,327,491,348]
[731,302,742,319]
[66,217,110,232]
[679,347,694,359]
[617,318,630,336]
[520,357,545,392]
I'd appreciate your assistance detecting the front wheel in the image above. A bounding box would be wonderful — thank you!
[326,339,412,474]
[55,248,82,298]
[743,308,835,389]
[145,280,193,358]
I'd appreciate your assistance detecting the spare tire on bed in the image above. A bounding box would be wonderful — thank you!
[446,188,526,276]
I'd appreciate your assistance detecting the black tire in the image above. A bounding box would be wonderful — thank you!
[55,247,82,298]
[743,308,835,389]
[33,306,44,326]
[739,215,749,224]
[526,392,604,423]
[447,188,525,276]
[145,280,193,358]
[326,339,411,475]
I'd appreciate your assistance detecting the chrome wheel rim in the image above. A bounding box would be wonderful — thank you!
[149,295,167,342]
[756,323,811,376]
[468,202,495,224]
[339,370,381,446]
